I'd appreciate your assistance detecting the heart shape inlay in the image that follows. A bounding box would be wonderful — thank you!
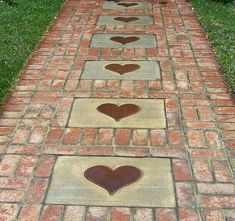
[117,2,139,7]
[110,36,140,45]
[159,1,168,4]
[97,103,140,121]
[84,165,142,195]
[114,17,139,23]
[105,64,140,75]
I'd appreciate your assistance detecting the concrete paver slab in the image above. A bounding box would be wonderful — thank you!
[68,98,166,128]
[90,34,156,48]
[103,1,152,9]
[46,156,175,207]
[81,61,161,80]
[97,16,154,25]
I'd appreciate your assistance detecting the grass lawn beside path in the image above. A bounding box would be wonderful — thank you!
[191,0,235,93]
[0,0,64,105]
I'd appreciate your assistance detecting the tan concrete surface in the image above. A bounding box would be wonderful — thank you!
[46,156,176,207]
[68,98,166,128]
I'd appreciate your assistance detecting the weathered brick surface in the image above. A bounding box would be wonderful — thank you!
[155,208,177,221]
[40,205,64,221]
[18,204,41,221]
[0,0,234,219]
[63,206,85,221]
[133,208,153,221]
[172,159,192,181]
[111,208,131,221]
[34,155,55,177]
[0,155,20,176]
[0,203,19,221]
[15,156,37,177]
[86,207,107,221]
[26,178,49,203]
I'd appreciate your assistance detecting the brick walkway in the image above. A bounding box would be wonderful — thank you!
[0,0,235,220]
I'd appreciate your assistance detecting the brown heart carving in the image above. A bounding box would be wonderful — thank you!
[114,17,139,23]
[110,36,140,45]
[84,165,141,195]
[97,103,140,121]
[117,2,139,7]
[105,64,140,75]
[159,1,168,4]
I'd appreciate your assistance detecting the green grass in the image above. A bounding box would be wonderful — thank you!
[191,0,235,93]
[0,0,64,104]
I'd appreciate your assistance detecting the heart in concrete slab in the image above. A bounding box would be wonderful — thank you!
[110,36,140,45]
[105,63,140,75]
[117,2,139,7]
[97,103,140,121]
[84,165,141,195]
[159,1,168,4]
[113,17,139,23]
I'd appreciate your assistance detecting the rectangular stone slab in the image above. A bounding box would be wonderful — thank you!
[46,156,176,207]
[81,61,161,80]
[90,34,156,48]
[103,1,152,9]
[68,98,166,128]
[97,16,154,25]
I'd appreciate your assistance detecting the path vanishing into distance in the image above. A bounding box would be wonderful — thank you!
[0,0,235,220]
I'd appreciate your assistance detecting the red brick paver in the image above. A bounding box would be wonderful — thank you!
[0,0,235,220]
